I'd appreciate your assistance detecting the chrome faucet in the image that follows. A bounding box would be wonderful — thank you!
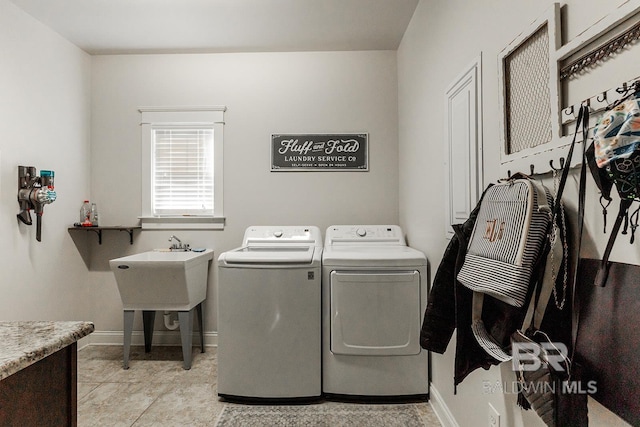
[168,235,190,251]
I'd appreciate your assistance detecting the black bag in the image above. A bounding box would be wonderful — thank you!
[510,236,588,427]
[511,330,588,427]
[510,105,590,427]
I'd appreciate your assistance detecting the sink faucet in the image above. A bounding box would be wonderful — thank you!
[168,235,190,251]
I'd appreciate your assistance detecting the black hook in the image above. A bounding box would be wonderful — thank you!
[609,81,639,109]
[597,91,608,103]
[549,157,565,171]
[617,82,629,95]
[563,105,575,118]
[530,164,535,175]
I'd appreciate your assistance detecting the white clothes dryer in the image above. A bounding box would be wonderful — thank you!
[322,225,429,399]
[217,226,322,402]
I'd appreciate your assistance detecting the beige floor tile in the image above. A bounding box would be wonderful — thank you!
[103,348,215,384]
[105,360,189,383]
[78,382,101,401]
[79,345,123,361]
[131,383,225,426]
[78,382,170,427]
[78,359,123,383]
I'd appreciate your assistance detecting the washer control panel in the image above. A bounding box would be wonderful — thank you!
[326,225,405,245]
[243,226,322,245]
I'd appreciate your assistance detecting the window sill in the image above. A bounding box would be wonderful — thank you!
[139,216,225,230]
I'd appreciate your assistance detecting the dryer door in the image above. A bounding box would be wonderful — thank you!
[330,270,421,356]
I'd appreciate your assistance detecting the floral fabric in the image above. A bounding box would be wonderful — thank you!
[593,97,640,168]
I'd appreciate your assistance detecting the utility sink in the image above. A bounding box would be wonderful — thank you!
[109,249,214,311]
[110,249,214,370]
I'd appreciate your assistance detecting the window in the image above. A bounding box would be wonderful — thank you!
[139,106,225,229]
[152,127,213,215]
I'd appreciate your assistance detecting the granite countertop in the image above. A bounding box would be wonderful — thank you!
[0,321,94,381]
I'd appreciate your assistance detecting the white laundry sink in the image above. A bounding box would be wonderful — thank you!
[110,249,214,311]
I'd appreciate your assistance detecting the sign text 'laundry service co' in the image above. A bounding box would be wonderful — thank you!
[271,134,368,171]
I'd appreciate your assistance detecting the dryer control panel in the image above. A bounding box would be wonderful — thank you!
[325,225,406,245]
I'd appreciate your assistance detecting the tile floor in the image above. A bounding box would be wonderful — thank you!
[77,345,442,426]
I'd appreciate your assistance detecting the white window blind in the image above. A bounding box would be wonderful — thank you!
[152,127,214,216]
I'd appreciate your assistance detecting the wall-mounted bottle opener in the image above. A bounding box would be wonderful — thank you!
[17,166,56,242]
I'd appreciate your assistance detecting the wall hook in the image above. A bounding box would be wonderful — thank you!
[617,82,629,95]
[563,105,575,118]
[597,91,608,103]
[550,157,565,171]
[530,164,535,175]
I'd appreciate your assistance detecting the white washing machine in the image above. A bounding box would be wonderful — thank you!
[217,226,322,401]
[322,225,429,399]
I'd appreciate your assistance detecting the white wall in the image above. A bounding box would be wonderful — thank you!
[0,0,92,321]
[398,0,635,426]
[88,51,400,333]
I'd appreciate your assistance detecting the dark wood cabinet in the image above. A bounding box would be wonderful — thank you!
[0,343,77,427]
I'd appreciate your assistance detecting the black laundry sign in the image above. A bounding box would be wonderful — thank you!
[271,134,368,171]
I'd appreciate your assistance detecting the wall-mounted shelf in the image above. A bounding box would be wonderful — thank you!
[67,226,141,245]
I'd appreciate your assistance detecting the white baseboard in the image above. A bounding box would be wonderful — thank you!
[82,330,218,348]
[429,384,459,427]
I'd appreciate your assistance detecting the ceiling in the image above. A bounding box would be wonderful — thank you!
[8,0,419,55]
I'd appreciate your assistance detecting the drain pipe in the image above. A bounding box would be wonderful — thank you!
[163,311,179,330]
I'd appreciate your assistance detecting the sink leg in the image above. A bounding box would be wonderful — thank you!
[142,310,156,353]
[123,310,135,369]
[178,310,194,370]
[196,303,205,353]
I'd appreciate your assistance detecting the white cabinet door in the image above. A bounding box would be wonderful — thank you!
[444,55,483,238]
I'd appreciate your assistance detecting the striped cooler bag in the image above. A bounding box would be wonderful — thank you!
[457,178,553,360]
